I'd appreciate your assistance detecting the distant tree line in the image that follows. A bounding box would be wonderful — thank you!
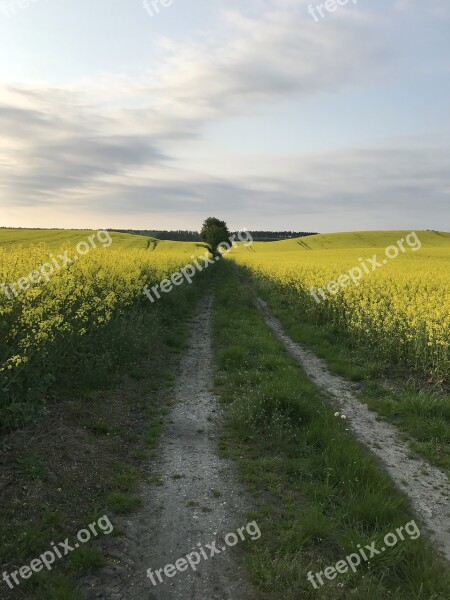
[245,231,318,241]
[112,229,318,242]
[112,229,202,241]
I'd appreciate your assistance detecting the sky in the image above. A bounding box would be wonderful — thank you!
[0,0,449,232]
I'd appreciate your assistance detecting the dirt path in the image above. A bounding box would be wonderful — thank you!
[80,296,253,599]
[255,297,450,561]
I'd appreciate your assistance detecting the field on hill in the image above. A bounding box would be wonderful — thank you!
[0,229,151,250]
[228,230,450,382]
[0,229,204,252]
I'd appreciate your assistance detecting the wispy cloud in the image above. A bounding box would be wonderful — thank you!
[0,6,388,207]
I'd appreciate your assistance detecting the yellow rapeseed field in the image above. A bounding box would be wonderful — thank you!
[229,231,450,381]
[0,233,204,429]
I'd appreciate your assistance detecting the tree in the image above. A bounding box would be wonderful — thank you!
[200,217,230,256]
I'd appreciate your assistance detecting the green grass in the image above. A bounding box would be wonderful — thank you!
[0,227,204,253]
[0,228,151,249]
[106,492,143,514]
[228,230,450,255]
[212,261,449,600]
[67,546,106,574]
[112,463,140,493]
[13,455,48,480]
[32,573,82,600]
[145,419,163,449]
[362,381,450,471]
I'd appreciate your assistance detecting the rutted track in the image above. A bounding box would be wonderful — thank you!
[255,296,450,561]
[79,296,253,599]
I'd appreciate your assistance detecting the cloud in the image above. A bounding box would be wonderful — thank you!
[148,8,387,118]
[0,1,448,232]
[393,0,450,17]
[0,4,389,211]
